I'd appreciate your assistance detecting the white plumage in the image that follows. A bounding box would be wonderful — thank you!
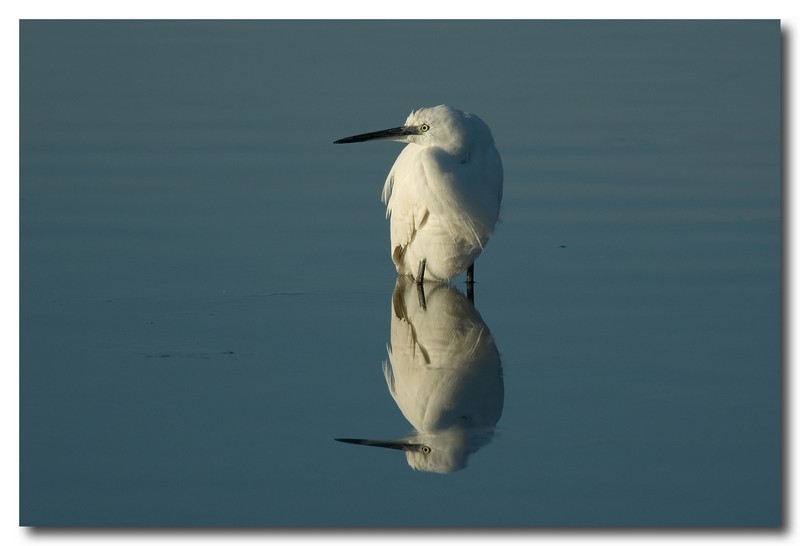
[336,105,503,282]
[337,277,504,473]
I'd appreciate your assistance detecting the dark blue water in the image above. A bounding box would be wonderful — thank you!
[20,20,781,526]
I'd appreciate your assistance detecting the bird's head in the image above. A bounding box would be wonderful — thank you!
[334,104,494,158]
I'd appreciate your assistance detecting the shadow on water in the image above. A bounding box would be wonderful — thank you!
[336,276,503,473]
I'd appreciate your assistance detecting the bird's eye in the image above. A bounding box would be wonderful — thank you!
[420,445,431,454]
[419,124,430,132]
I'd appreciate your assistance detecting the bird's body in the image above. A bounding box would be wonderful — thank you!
[335,105,503,283]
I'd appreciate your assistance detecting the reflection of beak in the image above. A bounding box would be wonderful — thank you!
[335,438,431,454]
[333,125,420,144]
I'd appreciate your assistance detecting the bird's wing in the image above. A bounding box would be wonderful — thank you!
[383,145,431,264]
[416,147,492,248]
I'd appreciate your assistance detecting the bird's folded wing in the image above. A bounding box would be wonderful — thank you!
[383,145,432,260]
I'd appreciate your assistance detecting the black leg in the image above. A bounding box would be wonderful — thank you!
[416,259,426,285]
[466,263,475,303]
[416,281,427,310]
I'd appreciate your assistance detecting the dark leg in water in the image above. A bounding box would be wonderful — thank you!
[416,281,427,310]
[466,263,475,303]
[416,259,426,285]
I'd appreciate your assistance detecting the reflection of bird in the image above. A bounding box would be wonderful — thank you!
[334,105,503,284]
[337,277,503,473]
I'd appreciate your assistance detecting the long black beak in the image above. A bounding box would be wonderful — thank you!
[335,438,431,453]
[334,126,418,144]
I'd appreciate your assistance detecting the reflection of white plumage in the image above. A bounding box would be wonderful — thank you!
[337,277,503,473]
[334,105,503,283]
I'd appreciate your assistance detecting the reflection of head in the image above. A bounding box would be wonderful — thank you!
[401,428,498,474]
[384,279,504,473]
[405,436,469,474]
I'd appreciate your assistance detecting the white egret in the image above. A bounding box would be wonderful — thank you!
[337,277,503,473]
[334,105,503,284]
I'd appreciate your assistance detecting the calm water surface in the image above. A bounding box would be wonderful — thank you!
[20,20,781,526]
